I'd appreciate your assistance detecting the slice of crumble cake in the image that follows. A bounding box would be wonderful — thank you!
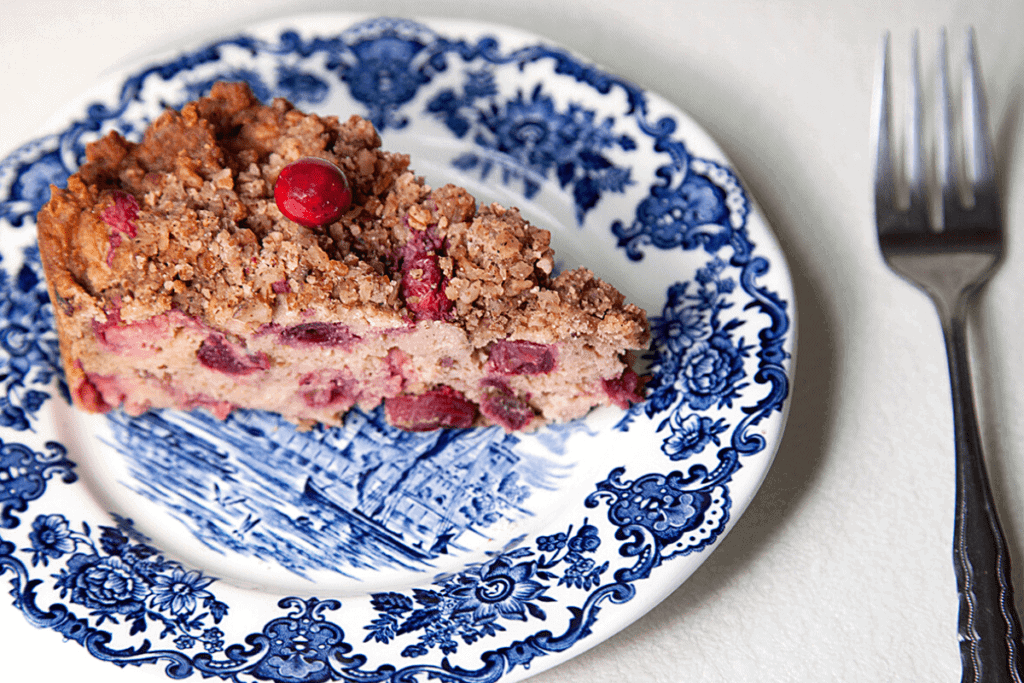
[37,82,649,432]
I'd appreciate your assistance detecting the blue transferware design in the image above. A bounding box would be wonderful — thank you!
[5,514,228,652]
[364,522,604,658]
[0,16,793,683]
[0,440,76,529]
[644,258,750,416]
[105,406,578,578]
[0,247,64,430]
[331,21,443,131]
[193,597,359,681]
[587,467,731,578]
[613,155,751,262]
[659,412,730,460]
[427,77,636,223]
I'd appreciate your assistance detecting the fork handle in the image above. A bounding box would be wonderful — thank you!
[944,305,1024,683]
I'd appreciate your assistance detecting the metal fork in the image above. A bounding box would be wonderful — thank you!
[873,28,1024,682]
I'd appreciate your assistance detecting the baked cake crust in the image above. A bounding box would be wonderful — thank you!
[37,82,649,431]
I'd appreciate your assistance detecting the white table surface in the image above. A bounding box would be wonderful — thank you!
[2,1,1023,681]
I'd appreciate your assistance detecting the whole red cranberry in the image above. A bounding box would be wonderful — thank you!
[274,157,352,227]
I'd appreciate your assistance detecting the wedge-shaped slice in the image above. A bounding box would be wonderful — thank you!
[37,82,649,431]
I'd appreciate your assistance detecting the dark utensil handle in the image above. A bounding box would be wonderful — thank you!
[945,307,1024,683]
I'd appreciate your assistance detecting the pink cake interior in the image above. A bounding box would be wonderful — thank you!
[36,82,650,432]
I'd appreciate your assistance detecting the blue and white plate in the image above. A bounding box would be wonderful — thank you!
[0,14,795,682]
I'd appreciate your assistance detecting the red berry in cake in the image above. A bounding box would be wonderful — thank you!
[385,386,478,431]
[274,157,352,227]
[196,335,270,375]
[603,368,645,409]
[487,340,557,375]
[479,378,535,431]
[101,191,140,265]
[278,322,360,350]
[399,229,453,320]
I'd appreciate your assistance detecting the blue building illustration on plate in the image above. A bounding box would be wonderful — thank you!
[105,406,569,579]
[299,410,532,559]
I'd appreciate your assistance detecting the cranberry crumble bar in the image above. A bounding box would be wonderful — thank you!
[37,82,649,432]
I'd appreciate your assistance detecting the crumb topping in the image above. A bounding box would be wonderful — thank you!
[37,82,649,353]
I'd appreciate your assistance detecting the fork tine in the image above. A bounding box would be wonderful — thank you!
[964,27,996,193]
[873,32,898,224]
[936,28,961,224]
[874,31,929,236]
[906,31,927,221]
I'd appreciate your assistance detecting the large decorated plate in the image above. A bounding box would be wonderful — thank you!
[0,14,795,682]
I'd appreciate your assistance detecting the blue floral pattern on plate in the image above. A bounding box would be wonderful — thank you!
[0,15,794,683]
[427,77,636,223]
